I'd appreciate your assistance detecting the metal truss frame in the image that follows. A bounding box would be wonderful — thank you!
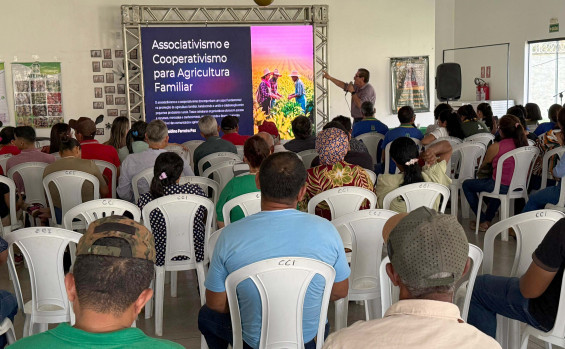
[121,5,329,130]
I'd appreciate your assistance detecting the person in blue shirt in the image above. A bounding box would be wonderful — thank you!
[534,104,562,137]
[380,106,423,174]
[352,101,389,138]
[199,152,350,349]
[288,70,306,113]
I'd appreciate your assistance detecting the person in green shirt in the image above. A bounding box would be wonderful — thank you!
[9,216,183,349]
[458,104,489,138]
[216,135,271,228]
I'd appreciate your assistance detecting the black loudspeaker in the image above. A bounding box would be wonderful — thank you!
[436,63,461,101]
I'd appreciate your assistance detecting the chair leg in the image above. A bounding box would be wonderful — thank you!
[475,194,484,235]
[22,315,30,338]
[450,186,458,218]
[365,298,381,321]
[519,332,529,349]
[461,192,471,219]
[145,278,154,319]
[334,297,348,331]
[155,267,165,336]
[171,271,178,298]
[500,198,509,241]
[196,263,207,306]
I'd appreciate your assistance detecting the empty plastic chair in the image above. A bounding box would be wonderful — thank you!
[354,132,385,165]
[382,182,450,213]
[132,167,154,203]
[222,192,261,226]
[450,142,486,218]
[182,140,204,169]
[307,187,377,220]
[197,152,240,177]
[202,160,239,193]
[465,133,495,149]
[225,257,335,349]
[63,199,141,231]
[297,149,318,169]
[0,176,21,235]
[94,160,118,198]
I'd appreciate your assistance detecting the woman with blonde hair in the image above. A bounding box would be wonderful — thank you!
[104,116,129,150]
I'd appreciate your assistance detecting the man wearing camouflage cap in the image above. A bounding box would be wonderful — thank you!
[10,216,183,348]
[323,207,500,348]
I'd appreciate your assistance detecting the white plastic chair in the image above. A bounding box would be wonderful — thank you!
[0,318,16,345]
[331,209,397,330]
[182,140,204,169]
[235,145,244,160]
[222,192,261,226]
[179,176,221,205]
[225,257,335,349]
[132,167,154,203]
[379,243,483,322]
[430,136,463,148]
[483,210,565,349]
[0,176,21,235]
[165,144,190,163]
[202,160,239,193]
[7,162,49,207]
[307,187,377,220]
[382,182,450,213]
[43,170,100,227]
[364,169,377,185]
[540,146,565,190]
[207,227,223,261]
[474,146,539,239]
[141,194,214,336]
[465,133,495,149]
[383,137,422,174]
[5,227,82,337]
[450,142,486,218]
[63,199,141,231]
[527,139,536,146]
[94,160,117,199]
[297,149,318,169]
[0,154,12,175]
[197,152,240,177]
[354,132,385,165]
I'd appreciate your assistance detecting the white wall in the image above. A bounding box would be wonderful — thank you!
[0,0,436,139]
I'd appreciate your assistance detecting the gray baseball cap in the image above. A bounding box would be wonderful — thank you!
[386,207,469,288]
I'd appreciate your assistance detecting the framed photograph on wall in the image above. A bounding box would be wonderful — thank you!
[92,61,101,72]
[105,86,115,94]
[102,60,113,69]
[93,101,104,109]
[93,75,104,83]
[390,56,430,113]
[106,73,114,84]
[107,109,118,116]
[103,49,112,59]
[94,87,102,98]
[115,50,124,58]
[90,50,101,58]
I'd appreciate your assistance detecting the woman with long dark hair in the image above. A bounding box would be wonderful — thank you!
[41,122,71,154]
[459,104,489,137]
[0,127,20,156]
[117,120,148,162]
[477,103,497,134]
[421,110,465,145]
[137,152,206,266]
[525,102,542,130]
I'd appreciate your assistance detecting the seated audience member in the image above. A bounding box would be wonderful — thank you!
[70,117,120,197]
[458,104,489,138]
[118,120,194,202]
[256,132,275,154]
[525,102,542,131]
[506,105,538,142]
[332,115,369,153]
[0,126,20,156]
[6,126,55,193]
[0,236,17,348]
[299,128,373,218]
[137,152,206,268]
[199,152,350,348]
[381,106,424,174]
[425,103,453,135]
[9,216,182,348]
[193,115,237,176]
[41,122,71,154]
[477,102,498,134]
[104,116,129,151]
[283,115,316,153]
[421,110,465,145]
[43,138,108,224]
[376,137,452,212]
[352,101,389,138]
[324,208,501,349]
[468,217,565,340]
[310,121,373,170]
[462,115,529,232]
[258,121,286,153]
[118,120,148,162]
[220,115,249,146]
[0,181,24,228]
[535,103,562,136]
[216,136,270,228]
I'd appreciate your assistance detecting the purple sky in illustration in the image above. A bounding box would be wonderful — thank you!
[251,25,313,60]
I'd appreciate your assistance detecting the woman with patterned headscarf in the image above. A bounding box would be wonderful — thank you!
[298,127,373,219]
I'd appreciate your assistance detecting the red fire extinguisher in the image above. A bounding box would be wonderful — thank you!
[474,78,490,101]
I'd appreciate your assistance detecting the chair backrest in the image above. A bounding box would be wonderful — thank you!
[527,139,536,146]
[225,257,335,349]
[132,167,154,203]
[0,154,12,174]
[430,136,463,148]
[141,194,215,268]
[465,133,495,149]
[182,140,204,169]
[380,243,483,322]
[43,170,100,225]
[207,227,223,261]
[541,146,565,190]
[94,160,117,198]
[0,176,18,235]
[179,176,221,205]
[331,210,396,298]
[307,187,377,220]
[7,162,49,206]
[165,144,190,163]
[5,227,82,323]
[297,149,318,169]
[202,160,238,193]
[197,152,241,176]
[382,182,450,213]
[222,192,262,226]
[235,145,244,160]
[483,210,565,277]
[354,132,385,165]
[451,142,486,182]
[364,169,377,185]
[491,146,539,195]
[63,199,141,231]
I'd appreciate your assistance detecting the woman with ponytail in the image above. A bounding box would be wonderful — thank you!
[375,137,452,212]
[137,152,206,267]
[421,110,465,145]
[463,114,529,231]
[118,120,148,162]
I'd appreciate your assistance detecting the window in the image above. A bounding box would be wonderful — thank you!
[527,39,565,120]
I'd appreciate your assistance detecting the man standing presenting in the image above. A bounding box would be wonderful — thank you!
[323,69,376,123]
[288,70,306,113]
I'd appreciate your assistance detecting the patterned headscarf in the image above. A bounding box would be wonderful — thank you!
[316,128,349,166]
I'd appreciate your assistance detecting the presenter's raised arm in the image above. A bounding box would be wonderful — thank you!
[323,70,346,90]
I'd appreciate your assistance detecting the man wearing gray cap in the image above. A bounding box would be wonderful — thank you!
[323,207,500,348]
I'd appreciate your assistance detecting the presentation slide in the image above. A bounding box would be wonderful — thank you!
[141,25,313,143]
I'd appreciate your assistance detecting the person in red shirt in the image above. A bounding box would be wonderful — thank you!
[69,117,120,198]
[0,127,21,156]
[220,115,250,146]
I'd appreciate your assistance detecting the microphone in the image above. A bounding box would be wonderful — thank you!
[345,82,353,94]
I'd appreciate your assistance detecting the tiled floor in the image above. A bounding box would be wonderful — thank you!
[0,216,557,348]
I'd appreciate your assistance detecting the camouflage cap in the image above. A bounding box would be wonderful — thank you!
[76,216,155,262]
